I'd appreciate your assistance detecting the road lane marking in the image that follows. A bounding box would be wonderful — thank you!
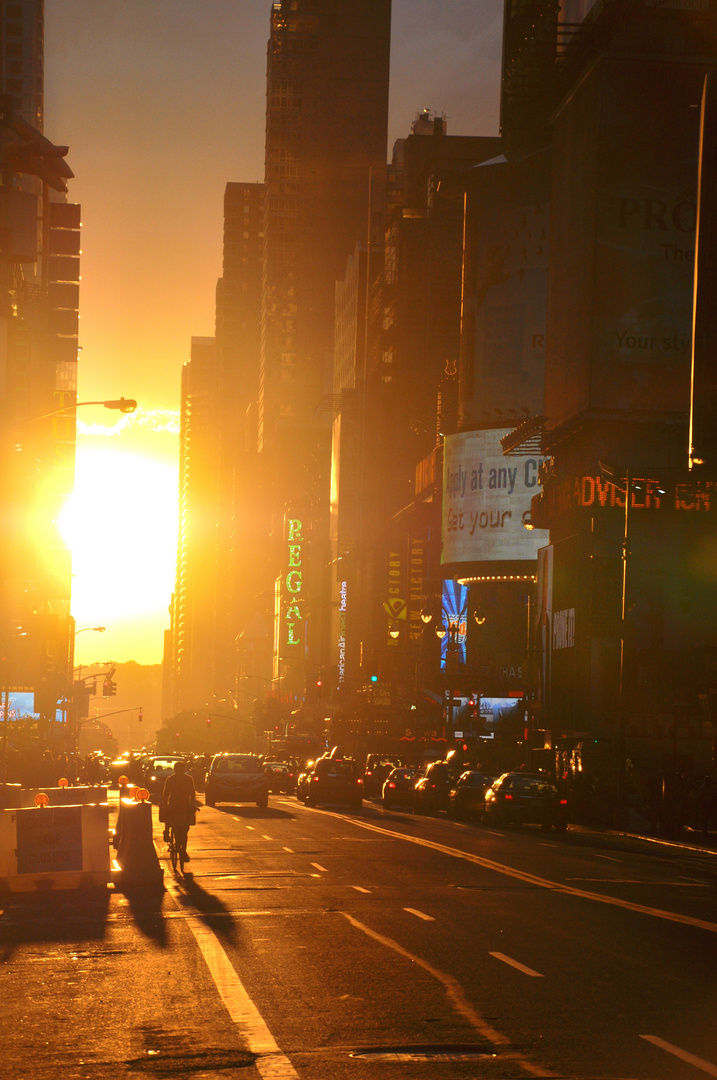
[319,811,717,935]
[341,912,508,1044]
[594,853,622,862]
[261,835,273,840]
[245,826,255,831]
[490,952,544,977]
[311,862,328,872]
[539,843,557,848]
[165,882,299,1079]
[352,886,371,893]
[282,847,294,853]
[565,878,709,886]
[404,907,435,921]
[340,912,557,1077]
[485,831,504,837]
[640,1035,717,1076]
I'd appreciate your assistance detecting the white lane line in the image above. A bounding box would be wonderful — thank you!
[594,853,622,863]
[640,1035,717,1076]
[485,830,504,836]
[166,883,299,1079]
[311,862,328,872]
[340,912,557,1078]
[282,847,294,853]
[245,826,255,831]
[539,843,557,848]
[404,907,435,922]
[332,813,717,935]
[352,886,371,893]
[490,951,544,978]
[261,835,272,841]
[565,878,709,886]
[341,912,509,1046]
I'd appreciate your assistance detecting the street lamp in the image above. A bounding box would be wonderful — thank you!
[36,397,137,420]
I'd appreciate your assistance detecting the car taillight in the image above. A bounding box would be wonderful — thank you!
[365,770,372,776]
[559,798,568,805]
[311,775,319,782]
[387,781,396,789]
[503,793,513,800]
[357,778,363,785]
[430,783,436,788]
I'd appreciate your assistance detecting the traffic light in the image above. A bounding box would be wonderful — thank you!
[138,708,143,723]
[206,715,211,726]
[370,674,378,683]
[102,678,117,697]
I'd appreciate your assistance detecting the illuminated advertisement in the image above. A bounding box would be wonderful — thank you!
[441,580,467,669]
[337,580,347,684]
[480,696,525,730]
[442,428,548,566]
[281,513,306,653]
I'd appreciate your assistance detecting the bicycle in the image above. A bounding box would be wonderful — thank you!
[167,824,186,875]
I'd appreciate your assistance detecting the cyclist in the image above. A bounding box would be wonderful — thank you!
[160,759,197,862]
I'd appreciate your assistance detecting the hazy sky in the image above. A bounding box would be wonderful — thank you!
[45,0,503,413]
[45,1,505,666]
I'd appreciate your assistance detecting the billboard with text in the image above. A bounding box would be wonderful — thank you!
[442,429,548,566]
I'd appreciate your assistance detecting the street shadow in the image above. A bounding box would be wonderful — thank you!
[170,873,240,947]
[122,882,168,947]
[0,886,111,959]
[218,805,295,821]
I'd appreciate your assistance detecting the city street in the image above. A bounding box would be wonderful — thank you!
[1,795,717,1079]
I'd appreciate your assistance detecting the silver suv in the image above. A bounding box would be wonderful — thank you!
[205,754,269,808]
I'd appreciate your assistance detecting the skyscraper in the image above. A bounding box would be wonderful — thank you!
[261,0,391,696]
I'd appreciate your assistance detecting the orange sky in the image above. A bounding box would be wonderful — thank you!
[45,1,503,666]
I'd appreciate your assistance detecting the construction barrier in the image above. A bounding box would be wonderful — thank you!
[0,785,108,809]
[114,796,163,890]
[0,801,113,892]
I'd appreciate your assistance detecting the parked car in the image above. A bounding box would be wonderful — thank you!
[413,760,463,815]
[145,755,186,799]
[264,761,294,794]
[304,754,363,810]
[363,755,397,798]
[205,753,269,808]
[483,772,568,831]
[447,771,496,820]
[382,767,419,810]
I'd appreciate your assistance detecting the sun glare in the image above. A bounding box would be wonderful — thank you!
[60,447,178,630]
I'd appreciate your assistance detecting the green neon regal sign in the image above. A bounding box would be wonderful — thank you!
[284,517,304,646]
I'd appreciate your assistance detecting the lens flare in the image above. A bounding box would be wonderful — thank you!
[59,447,178,625]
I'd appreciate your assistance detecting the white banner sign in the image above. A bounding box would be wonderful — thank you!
[442,429,549,565]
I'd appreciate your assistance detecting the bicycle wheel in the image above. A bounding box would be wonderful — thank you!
[168,827,179,874]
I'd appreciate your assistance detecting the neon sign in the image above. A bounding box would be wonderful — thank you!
[338,580,347,683]
[283,516,304,648]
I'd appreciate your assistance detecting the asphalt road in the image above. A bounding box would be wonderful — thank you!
[2,793,717,1080]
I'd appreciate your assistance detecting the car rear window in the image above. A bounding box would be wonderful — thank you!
[214,757,262,774]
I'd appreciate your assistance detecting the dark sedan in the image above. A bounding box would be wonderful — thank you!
[382,767,419,810]
[264,762,295,794]
[483,771,568,831]
[304,755,363,810]
[295,761,317,803]
[413,760,463,815]
[447,771,496,820]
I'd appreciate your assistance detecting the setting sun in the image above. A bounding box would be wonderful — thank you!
[60,445,178,663]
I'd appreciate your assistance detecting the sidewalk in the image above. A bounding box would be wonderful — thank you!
[564,821,717,864]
